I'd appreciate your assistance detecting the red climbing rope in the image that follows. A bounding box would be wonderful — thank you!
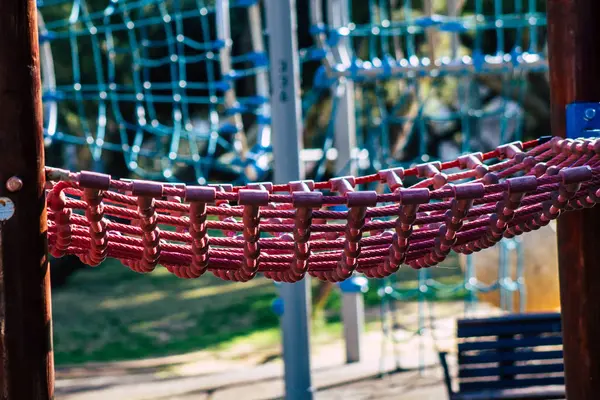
[45,136,600,282]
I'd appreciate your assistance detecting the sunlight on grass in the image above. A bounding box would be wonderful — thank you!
[153,267,176,276]
[99,291,168,310]
[52,258,280,365]
[51,253,464,366]
[179,278,272,300]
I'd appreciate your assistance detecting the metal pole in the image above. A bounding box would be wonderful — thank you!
[327,0,363,365]
[266,1,313,399]
[547,1,600,399]
[216,0,246,157]
[0,0,54,398]
[328,0,357,175]
[341,290,364,363]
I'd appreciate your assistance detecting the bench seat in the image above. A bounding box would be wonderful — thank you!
[439,312,565,400]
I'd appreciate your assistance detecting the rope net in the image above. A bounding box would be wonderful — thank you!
[47,136,600,283]
[38,0,270,184]
[302,0,548,177]
[38,0,550,183]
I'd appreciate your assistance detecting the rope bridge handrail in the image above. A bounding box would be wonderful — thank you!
[46,136,600,282]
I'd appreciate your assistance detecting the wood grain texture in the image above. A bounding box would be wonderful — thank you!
[547,1,600,399]
[0,0,54,398]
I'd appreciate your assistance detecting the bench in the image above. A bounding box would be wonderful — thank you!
[438,312,565,400]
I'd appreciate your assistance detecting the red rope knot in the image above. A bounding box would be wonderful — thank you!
[248,182,274,193]
[571,140,599,169]
[364,188,422,278]
[577,185,600,209]
[548,166,593,218]
[261,233,288,282]
[78,171,112,266]
[81,189,108,266]
[559,139,586,166]
[575,162,600,208]
[533,162,548,177]
[514,166,593,235]
[247,182,277,279]
[238,188,269,281]
[416,183,483,269]
[546,139,570,166]
[520,155,539,173]
[328,177,376,282]
[416,161,447,189]
[262,233,289,282]
[559,138,577,156]
[378,167,404,190]
[367,188,428,278]
[185,186,216,279]
[288,180,321,282]
[131,180,164,273]
[482,172,500,186]
[592,140,600,156]
[473,175,538,254]
[48,181,74,258]
[209,185,235,280]
[222,235,246,282]
[458,152,488,179]
[497,141,524,160]
[259,201,289,282]
[572,139,593,156]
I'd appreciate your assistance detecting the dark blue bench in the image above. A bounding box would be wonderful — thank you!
[439,312,565,400]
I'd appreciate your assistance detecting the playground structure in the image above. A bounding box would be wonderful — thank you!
[37,0,272,184]
[34,0,553,371]
[45,136,599,281]
[304,0,552,369]
[1,1,600,400]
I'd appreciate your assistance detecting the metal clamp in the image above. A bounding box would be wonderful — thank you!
[566,102,600,139]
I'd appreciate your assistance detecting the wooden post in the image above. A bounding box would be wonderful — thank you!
[547,1,600,399]
[0,0,55,398]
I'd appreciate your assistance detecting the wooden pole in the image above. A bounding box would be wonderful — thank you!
[547,1,600,399]
[0,0,55,398]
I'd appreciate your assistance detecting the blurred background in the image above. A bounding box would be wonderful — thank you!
[37,0,560,398]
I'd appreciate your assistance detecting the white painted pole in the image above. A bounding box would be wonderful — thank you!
[327,0,363,364]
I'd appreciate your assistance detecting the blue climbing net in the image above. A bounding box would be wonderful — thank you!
[301,0,549,369]
[304,0,548,175]
[39,0,552,370]
[38,0,270,184]
[39,0,549,298]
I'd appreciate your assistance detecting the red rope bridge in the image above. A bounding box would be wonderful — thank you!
[46,136,600,282]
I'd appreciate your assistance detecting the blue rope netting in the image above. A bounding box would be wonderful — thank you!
[40,0,550,369]
[300,0,549,368]
[305,0,548,176]
[38,0,270,184]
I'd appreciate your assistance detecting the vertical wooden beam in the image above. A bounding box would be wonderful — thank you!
[547,1,600,399]
[0,0,54,398]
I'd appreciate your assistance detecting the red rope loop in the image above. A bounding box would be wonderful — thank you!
[45,137,600,282]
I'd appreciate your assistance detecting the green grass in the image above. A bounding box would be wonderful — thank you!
[52,259,282,364]
[52,255,466,366]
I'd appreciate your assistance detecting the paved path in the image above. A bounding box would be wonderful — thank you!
[56,301,500,399]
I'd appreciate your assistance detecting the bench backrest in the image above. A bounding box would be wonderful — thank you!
[456,312,564,393]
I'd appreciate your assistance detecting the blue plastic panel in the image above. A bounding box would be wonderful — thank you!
[566,102,600,139]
